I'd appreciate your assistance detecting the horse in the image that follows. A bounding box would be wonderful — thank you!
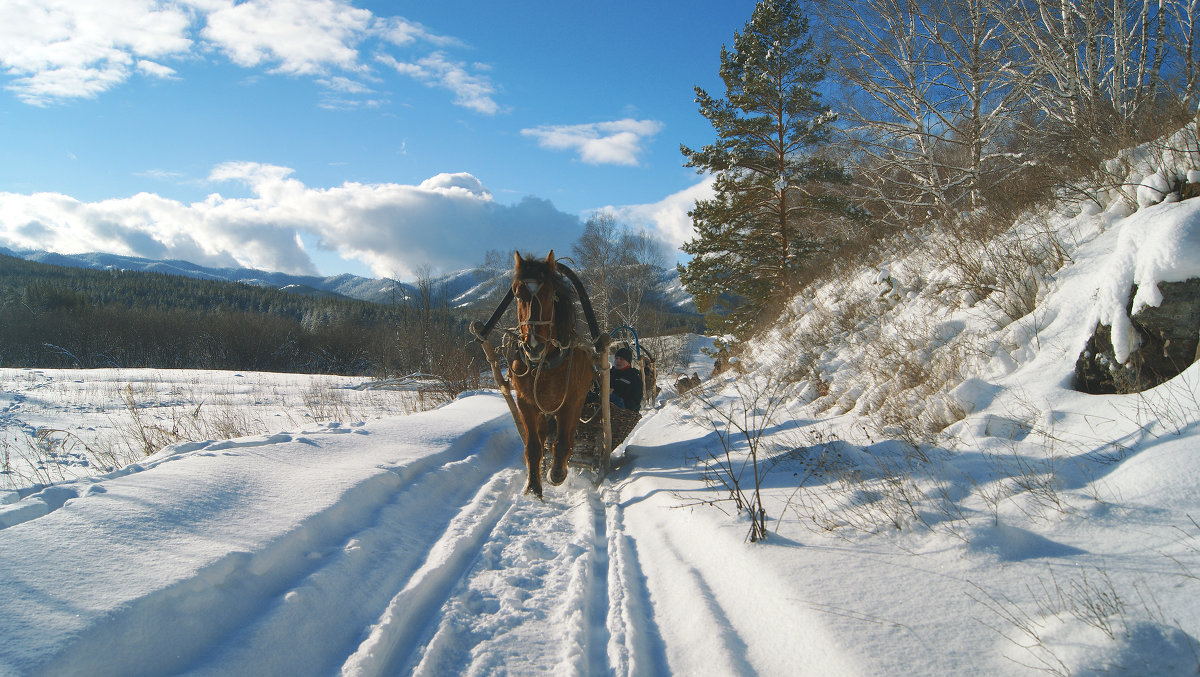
[507,251,596,499]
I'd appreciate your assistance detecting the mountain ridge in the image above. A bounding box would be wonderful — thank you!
[0,247,695,312]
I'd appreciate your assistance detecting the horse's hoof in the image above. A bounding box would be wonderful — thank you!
[524,484,543,500]
[549,465,567,485]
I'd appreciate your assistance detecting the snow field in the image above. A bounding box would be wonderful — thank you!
[0,368,438,493]
[1,396,520,676]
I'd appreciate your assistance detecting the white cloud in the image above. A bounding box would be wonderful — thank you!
[0,0,500,113]
[201,0,370,75]
[378,52,500,115]
[134,168,188,182]
[521,119,665,166]
[317,75,372,93]
[0,0,194,105]
[0,166,581,279]
[597,176,715,251]
[136,59,178,79]
[376,16,455,48]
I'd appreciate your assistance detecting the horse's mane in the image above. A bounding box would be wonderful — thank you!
[514,254,579,343]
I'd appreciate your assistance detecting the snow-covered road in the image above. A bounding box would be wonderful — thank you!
[0,392,861,676]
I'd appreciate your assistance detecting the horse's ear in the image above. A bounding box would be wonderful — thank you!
[546,250,556,270]
[514,251,522,268]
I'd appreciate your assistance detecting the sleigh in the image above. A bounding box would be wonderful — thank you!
[568,326,658,470]
[569,401,640,472]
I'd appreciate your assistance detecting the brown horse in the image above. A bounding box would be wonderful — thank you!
[508,251,596,499]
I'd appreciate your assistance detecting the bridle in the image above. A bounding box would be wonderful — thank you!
[514,277,556,352]
[504,271,586,415]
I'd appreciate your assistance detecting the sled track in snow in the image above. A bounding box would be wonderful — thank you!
[387,475,634,676]
[32,415,525,677]
[27,410,673,677]
[21,399,853,676]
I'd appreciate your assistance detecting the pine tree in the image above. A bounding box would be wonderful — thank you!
[679,0,852,335]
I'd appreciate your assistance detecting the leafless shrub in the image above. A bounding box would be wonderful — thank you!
[678,376,790,543]
[1114,367,1200,438]
[780,425,969,542]
[1163,515,1200,583]
[969,579,1073,676]
[929,212,1068,325]
[641,332,699,377]
[969,565,1199,677]
[1,431,74,487]
[982,445,1069,523]
[303,381,355,423]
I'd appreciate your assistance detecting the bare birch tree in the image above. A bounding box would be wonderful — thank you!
[571,213,669,333]
[1167,0,1200,107]
[993,0,1181,146]
[822,0,1025,225]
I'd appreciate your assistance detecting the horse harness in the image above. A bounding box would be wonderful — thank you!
[471,260,605,418]
[503,280,593,416]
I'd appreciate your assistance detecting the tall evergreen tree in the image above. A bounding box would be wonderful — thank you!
[680,0,852,335]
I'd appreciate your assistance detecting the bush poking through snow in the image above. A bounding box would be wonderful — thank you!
[680,376,790,542]
[928,213,1069,325]
[970,566,1200,677]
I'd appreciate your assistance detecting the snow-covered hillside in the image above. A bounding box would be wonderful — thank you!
[4,131,1200,674]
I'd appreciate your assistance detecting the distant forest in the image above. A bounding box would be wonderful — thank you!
[0,254,476,379]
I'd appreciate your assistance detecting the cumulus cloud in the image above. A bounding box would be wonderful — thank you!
[0,0,194,105]
[521,119,665,166]
[201,0,370,75]
[0,0,500,113]
[597,176,715,251]
[0,166,582,279]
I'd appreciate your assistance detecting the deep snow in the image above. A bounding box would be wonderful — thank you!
[4,141,1200,675]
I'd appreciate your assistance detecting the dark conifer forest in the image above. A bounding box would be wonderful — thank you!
[0,253,473,377]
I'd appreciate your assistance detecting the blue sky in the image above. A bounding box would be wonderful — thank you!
[0,0,757,279]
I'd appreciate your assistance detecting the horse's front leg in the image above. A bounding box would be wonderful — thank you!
[522,412,547,499]
[548,412,576,486]
[549,356,592,486]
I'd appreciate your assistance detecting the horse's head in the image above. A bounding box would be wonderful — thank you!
[513,250,561,350]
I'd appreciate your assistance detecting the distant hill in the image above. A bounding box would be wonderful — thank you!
[0,248,696,313]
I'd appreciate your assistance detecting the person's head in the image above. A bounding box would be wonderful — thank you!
[614,346,633,369]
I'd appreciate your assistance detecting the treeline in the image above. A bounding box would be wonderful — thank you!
[0,254,479,379]
[823,0,1200,229]
[679,0,1200,336]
